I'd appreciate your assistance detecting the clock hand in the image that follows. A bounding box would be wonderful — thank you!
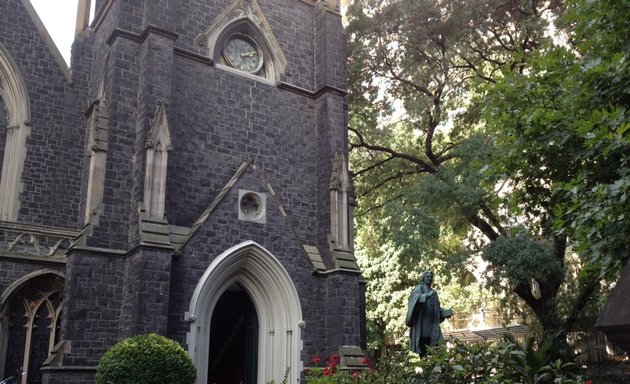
[240,51,257,58]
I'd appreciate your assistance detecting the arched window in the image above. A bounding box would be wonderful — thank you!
[0,43,31,222]
[0,272,63,384]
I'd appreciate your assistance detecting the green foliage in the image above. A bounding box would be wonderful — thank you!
[348,0,628,359]
[266,368,290,384]
[348,0,561,353]
[356,234,493,355]
[477,0,630,279]
[304,340,590,384]
[95,333,196,384]
[483,235,563,286]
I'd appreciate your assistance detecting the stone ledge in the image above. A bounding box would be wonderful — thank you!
[41,366,97,372]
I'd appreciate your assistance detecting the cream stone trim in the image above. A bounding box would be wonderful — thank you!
[197,0,291,83]
[144,102,173,219]
[330,153,351,250]
[84,99,109,225]
[187,241,303,384]
[0,270,64,381]
[0,44,31,222]
[75,0,92,37]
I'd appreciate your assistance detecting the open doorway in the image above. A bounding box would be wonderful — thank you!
[208,284,258,384]
[187,241,303,384]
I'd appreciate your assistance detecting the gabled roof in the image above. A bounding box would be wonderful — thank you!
[20,0,71,82]
[175,160,326,272]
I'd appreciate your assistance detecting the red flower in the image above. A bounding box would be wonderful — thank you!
[585,380,593,384]
[323,367,332,376]
[311,355,321,365]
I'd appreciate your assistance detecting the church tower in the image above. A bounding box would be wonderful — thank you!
[0,0,365,383]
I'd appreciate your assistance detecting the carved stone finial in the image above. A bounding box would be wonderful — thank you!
[147,101,173,151]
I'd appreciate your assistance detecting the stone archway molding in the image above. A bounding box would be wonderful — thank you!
[0,42,31,222]
[0,269,64,312]
[186,240,303,384]
[0,269,65,381]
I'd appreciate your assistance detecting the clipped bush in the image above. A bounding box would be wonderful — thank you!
[95,333,196,384]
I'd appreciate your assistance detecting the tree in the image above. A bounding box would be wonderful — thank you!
[347,0,628,359]
[478,0,629,338]
[479,0,630,277]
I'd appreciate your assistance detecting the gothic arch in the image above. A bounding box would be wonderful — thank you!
[0,43,31,221]
[0,270,64,310]
[199,0,290,83]
[0,270,64,383]
[187,241,303,384]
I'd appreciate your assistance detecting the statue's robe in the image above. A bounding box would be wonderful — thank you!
[405,283,443,354]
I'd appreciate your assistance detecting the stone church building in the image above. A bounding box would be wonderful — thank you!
[0,0,365,382]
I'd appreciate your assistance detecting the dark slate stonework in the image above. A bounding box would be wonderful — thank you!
[0,1,365,383]
[0,0,84,228]
[119,248,173,338]
[42,369,96,384]
[59,250,126,367]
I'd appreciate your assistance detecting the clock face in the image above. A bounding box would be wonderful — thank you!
[223,35,263,73]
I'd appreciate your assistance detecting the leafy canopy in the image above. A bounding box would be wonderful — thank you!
[347,0,629,356]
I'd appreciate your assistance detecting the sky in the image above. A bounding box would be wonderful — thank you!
[30,0,94,65]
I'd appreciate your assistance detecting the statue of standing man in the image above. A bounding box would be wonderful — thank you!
[406,271,452,356]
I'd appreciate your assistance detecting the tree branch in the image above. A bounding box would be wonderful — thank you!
[382,57,435,98]
[356,168,420,198]
[356,194,405,217]
[480,203,508,236]
[463,208,500,241]
[349,127,438,173]
[351,155,397,178]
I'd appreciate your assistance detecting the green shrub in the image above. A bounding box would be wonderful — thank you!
[304,339,591,384]
[95,333,196,384]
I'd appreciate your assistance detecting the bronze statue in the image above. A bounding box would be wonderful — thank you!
[406,271,452,356]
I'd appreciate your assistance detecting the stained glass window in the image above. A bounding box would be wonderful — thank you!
[2,277,63,383]
[5,300,27,380]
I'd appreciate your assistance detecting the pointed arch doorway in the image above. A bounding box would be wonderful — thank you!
[208,283,258,384]
[187,241,303,384]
